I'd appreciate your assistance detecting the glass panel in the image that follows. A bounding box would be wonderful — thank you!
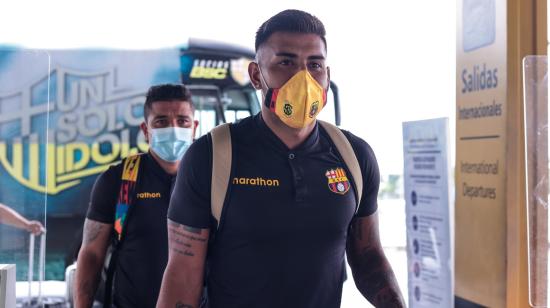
[193,94,220,137]
[0,49,51,306]
[0,48,182,307]
[523,55,548,307]
[222,88,259,123]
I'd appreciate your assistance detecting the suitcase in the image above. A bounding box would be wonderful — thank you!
[18,233,66,308]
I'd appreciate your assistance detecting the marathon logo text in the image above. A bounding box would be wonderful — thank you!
[232,177,280,187]
[137,192,162,199]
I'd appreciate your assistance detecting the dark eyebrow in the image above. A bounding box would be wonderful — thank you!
[275,52,297,58]
[274,52,325,61]
[307,55,326,60]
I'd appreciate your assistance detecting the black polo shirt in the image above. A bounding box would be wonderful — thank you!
[169,113,380,308]
[87,152,175,308]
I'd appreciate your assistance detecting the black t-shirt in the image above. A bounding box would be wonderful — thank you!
[169,114,380,308]
[87,152,175,308]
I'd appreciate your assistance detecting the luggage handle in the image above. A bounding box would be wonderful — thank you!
[27,231,46,305]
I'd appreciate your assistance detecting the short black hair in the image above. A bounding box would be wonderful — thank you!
[143,83,194,121]
[255,9,327,52]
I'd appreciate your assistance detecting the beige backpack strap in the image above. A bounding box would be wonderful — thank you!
[318,120,363,211]
[210,123,232,226]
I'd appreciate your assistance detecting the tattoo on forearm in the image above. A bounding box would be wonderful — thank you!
[82,220,104,245]
[175,301,194,308]
[171,247,195,257]
[348,218,405,307]
[169,229,207,243]
[167,222,206,257]
[183,225,201,234]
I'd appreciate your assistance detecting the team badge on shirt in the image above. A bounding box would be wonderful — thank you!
[325,167,350,195]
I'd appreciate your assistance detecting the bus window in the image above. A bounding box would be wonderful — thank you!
[222,88,260,122]
[193,94,219,137]
[191,87,261,136]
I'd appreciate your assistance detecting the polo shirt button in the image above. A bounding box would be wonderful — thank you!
[289,153,295,160]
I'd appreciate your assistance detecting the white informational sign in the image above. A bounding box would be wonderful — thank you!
[402,118,453,308]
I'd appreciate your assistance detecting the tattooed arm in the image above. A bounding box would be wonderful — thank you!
[346,212,405,307]
[157,219,209,308]
[74,218,112,308]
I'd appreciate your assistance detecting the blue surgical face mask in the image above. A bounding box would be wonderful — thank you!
[149,127,193,162]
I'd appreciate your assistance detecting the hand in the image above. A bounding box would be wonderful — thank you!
[26,221,45,235]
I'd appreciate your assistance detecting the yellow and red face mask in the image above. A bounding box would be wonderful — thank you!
[263,69,328,129]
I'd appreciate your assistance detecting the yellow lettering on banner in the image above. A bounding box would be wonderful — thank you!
[0,140,145,195]
[29,142,39,184]
[91,142,120,165]
[57,164,110,183]
[120,142,129,158]
[137,142,149,155]
[1,142,23,177]
[66,143,90,173]
[0,142,80,194]
[56,145,65,174]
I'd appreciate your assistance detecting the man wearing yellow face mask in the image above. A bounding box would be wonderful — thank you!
[159,10,405,308]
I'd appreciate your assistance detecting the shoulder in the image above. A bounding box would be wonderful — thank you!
[91,152,147,189]
[87,158,126,220]
[186,133,211,159]
[330,128,380,184]
[339,129,378,163]
[229,115,260,143]
[231,114,256,130]
[318,122,377,164]
[179,133,212,179]
[94,160,124,187]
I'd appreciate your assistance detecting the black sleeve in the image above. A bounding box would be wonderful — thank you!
[343,130,380,217]
[85,164,122,224]
[168,134,212,229]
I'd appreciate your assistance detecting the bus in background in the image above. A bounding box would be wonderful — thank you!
[0,38,341,304]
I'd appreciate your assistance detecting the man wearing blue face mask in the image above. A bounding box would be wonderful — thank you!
[74,84,198,308]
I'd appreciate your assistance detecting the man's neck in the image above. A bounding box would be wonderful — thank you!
[261,109,315,150]
[149,151,180,175]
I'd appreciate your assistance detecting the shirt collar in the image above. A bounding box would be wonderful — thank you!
[144,151,176,183]
[254,113,320,154]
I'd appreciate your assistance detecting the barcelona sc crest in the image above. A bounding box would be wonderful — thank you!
[325,167,350,195]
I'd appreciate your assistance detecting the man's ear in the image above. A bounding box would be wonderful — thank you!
[192,119,199,140]
[140,122,149,143]
[248,61,262,90]
[326,66,331,90]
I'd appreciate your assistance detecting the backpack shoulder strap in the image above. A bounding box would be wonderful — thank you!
[210,123,232,227]
[318,120,363,211]
[103,153,142,307]
[114,154,142,241]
